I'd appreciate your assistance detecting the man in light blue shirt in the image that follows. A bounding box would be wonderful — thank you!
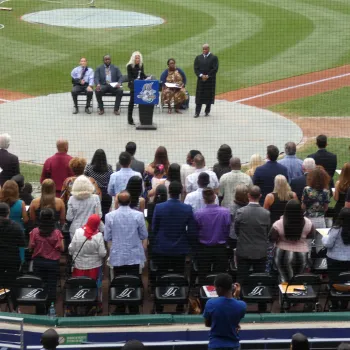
[278,142,303,182]
[104,191,148,273]
[107,152,142,197]
[71,57,94,114]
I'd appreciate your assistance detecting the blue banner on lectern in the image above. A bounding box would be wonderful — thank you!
[134,80,159,105]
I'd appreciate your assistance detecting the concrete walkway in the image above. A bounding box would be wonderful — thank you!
[0,92,302,167]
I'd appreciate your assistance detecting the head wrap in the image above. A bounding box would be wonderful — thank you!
[83,214,101,240]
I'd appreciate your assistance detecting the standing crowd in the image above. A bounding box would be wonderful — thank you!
[0,131,350,314]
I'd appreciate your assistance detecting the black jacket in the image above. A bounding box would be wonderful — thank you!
[0,149,20,186]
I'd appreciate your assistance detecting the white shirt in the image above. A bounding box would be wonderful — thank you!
[69,228,106,270]
[219,170,253,208]
[185,167,219,193]
[184,188,219,212]
[66,194,102,239]
[180,163,196,186]
[104,206,148,267]
[107,168,142,197]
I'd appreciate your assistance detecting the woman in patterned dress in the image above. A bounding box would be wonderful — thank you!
[160,58,187,114]
[302,167,331,229]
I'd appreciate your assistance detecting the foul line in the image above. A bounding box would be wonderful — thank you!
[233,72,350,103]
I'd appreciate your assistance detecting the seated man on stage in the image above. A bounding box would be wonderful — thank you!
[71,57,94,114]
[94,54,124,116]
[160,58,187,114]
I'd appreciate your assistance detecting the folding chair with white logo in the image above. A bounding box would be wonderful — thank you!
[109,275,143,314]
[279,273,321,312]
[64,277,98,316]
[15,275,48,313]
[324,272,350,311]
[241,273,275,313]
[154,274,189,314]
[312,257,328,275]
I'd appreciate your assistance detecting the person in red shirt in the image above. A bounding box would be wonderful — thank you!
[40,140,74,197]
[29,208,64,314]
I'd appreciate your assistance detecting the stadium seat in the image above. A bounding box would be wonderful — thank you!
[279,273,321,312]
[149,259,182,291]
[312,257,328,275]
[228,248,238,281]
[241,273,274,312]
[15,275,48,313]
[324,272,350,311]
[154,274,189,314]
[108,275,143,314]
[63,277,98,316]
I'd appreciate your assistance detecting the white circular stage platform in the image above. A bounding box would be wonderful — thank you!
[21,8,164,28]
[0,93,302,167]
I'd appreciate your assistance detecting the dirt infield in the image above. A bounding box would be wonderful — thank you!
[216,65,350,108]
[0,89,33,103]
[285,116,350,139]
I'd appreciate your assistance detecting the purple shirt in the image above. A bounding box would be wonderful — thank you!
[194,204,231,245]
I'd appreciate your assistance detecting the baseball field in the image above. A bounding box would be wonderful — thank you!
[0,0,349,179]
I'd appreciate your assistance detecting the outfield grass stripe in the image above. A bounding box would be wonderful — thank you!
[238,0,350,84]
[144,0,263,67]
[234,72,350,103]
[1,0,350,94]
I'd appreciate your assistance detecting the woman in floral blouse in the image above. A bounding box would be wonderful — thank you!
[302,167,330,228]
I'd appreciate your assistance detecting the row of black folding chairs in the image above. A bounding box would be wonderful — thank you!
[197,271,350,313]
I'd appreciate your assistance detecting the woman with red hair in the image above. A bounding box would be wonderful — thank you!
[302,167,330,228]
[334,163,350,219]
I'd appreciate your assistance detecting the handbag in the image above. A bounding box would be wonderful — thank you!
[66,238,88,278]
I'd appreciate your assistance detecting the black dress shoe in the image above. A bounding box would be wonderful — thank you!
[194,114,200,118]
[85,107,92,114]
[128,121,135,126]
[205,112,210,116]
[73,107,78,114]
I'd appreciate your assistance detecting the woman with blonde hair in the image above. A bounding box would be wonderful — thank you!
[126,51,147,125]
[264,175,297,224]
[29,179,65,227]
[245,154,264,177]
[0,180,28,230]
[66,175,102,240]
[334,162,350,219]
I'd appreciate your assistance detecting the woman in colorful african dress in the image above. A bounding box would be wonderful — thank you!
[160,58,187,114]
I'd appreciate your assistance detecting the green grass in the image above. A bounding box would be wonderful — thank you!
[20,163,42,183]
[270,87,350,116]
[297,138,350,180]
[1,0,350,95]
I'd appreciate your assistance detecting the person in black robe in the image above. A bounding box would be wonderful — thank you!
[193,44,219,118]
[126,51,146,125]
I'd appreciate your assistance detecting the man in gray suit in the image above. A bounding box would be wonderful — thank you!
[116,141,145,175]
[94,54,124,116]
[235,186,270,286]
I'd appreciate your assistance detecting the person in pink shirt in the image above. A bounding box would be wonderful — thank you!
[40,140,74,197]
[29,208,64,314]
